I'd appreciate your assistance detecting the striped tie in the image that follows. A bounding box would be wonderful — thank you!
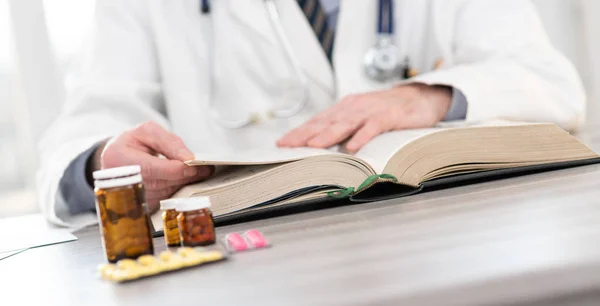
[298,0,335,62]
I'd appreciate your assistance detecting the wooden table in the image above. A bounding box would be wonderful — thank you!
[3,132,600,306]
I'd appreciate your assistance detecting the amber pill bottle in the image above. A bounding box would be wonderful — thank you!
[176,197,216,247]
[160,199,181,247]
[94,166,154,263]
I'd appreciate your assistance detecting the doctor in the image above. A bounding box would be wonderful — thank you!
[38,0,585,227]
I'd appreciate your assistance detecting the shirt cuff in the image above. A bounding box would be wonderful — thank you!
[443,87,468,121]
[58,143,99,215]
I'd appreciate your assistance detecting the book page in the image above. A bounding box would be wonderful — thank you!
[152,165,279,231]
[354,120,529,173]
[355,128,440,173]
[174,165,279,195]
[187,147,342,166]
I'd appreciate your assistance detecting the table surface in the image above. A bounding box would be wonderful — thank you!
[3,129,600,306]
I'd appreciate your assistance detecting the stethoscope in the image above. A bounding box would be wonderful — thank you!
[363,0,413,82]
[200,0,404,129]
[201,0,309,129]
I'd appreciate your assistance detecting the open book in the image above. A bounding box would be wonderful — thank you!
[151,122,600,231]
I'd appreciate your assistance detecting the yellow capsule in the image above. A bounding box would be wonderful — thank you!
[130,266,147,278]
[181,253,203,267]
[97,263,113,272]
[143,263,162,276]
[154,258,169,272]
[137,255,156,266]
[159,251,173,262]
[164,255,185,271]
[137,265,154,277]
[111,270,134,282]
[98,264,117,279]
[117,259,139,270]
[177,247,195,257]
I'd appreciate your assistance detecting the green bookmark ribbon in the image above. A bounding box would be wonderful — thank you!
[327,186,355,199]
[327,174,398,199]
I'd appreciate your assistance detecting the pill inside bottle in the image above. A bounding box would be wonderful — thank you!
[176,197,216,247]
[94,165,154,263]
[160,199,181,247]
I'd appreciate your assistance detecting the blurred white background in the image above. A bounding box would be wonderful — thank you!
[1,0,95,217]
[0,0,598,217]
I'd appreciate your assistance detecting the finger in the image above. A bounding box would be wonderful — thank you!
[345,119,388,153]
[306,121,362,148]
[147,201,160,215]
[144,179,171,190]
[277,121,331,147]
[277,100,347,148]
[134,153,196,180]
[299,93,367,133]
[145,176,200,190]
[178,165,213,181]
[314,93,363,118]
[146,185,181,200]
[133,121,194,161]
[145,166,213,190]
[305,107,340,125]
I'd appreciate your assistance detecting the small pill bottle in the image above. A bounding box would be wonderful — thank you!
[94,165,154,263]
[176,197,216,247]
[160,199,181,247]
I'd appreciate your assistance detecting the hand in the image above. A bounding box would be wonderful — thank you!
[277,83,452,152]
[90,121,213,212]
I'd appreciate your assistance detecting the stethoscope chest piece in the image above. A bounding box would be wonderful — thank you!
[363,0,409,83]
[364,36,401,82]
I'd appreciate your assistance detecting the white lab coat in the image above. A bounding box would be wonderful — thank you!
[38,0,585,228]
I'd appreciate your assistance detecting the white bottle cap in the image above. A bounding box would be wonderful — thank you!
[175,197,211,212]
[160,199,180,210]
[93,165,143,189]
[94,174,142,189]
[93,165,141,180]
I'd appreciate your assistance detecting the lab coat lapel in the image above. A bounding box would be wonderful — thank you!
[228,0,335,98]
[276,0,335,96]
[226,0,277,45]
[429,0,456,66]
[334,0,379,99]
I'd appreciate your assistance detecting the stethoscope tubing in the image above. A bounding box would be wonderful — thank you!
[378,0,393,34]
[201,0,401,128]
[202,0,309,128]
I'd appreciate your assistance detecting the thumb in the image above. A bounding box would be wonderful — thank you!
[133,121,195,161]
[173,146,195,162]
